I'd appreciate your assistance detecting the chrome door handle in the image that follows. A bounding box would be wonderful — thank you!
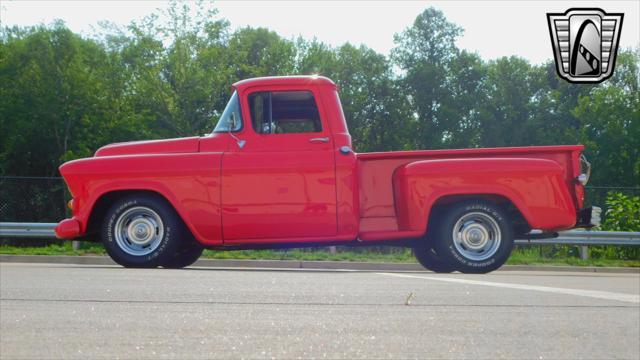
[309,137,330,143]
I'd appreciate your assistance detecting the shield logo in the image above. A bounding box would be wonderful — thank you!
[547,8,624,83]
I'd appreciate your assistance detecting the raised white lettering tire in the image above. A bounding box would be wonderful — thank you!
[414,213,455,273]
[413,241,455,273]
[433,201,514,274]
[101,194,184,268]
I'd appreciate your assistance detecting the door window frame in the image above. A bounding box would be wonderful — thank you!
[239,85,332,138]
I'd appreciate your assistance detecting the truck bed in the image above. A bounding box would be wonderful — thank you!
[357,145,584,238]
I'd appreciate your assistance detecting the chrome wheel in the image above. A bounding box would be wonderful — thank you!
[114,206,164,256]
[451,212,501,261]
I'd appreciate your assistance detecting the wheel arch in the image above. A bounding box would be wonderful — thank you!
[85,189,191,240]
[427,194,531,236]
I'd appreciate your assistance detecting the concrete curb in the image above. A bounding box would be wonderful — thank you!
[1,254,638,273]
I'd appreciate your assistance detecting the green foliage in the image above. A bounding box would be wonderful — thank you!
[587,192,640,260]
[391,8,464,150]
[0,22,134,175]
[602,192,640,232]
[573,83,640,187]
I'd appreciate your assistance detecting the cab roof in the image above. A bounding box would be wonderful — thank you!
[232,75,336,91]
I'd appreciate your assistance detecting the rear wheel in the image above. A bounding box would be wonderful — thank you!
[413,241,455,273]
[433,201,514,274]
[101,194,186,268]
[414,212,456,273]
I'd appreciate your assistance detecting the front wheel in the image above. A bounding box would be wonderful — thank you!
[163,244,204,269]
[433,201,514,274]
[101,194,185,268]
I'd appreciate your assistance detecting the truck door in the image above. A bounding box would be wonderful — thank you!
[221,87,337,241]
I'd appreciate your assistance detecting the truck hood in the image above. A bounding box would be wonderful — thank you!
[94,137,200,157]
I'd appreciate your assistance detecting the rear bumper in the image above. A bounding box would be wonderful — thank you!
[576,206,602,228]
[54,218,81,239]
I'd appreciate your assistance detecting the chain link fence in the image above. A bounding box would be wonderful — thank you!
[0,176,68,246]
[0,176,68,222]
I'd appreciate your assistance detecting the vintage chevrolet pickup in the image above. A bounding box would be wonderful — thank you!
[55,75,599,272]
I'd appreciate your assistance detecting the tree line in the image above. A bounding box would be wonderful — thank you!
[1,3,638,190]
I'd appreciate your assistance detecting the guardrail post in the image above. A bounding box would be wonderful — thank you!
[579,246,589,260]
[72,240,80,251]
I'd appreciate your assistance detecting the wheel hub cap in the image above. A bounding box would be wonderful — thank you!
[127,219,154,245]
[461,225,489,250]
[452,212,502,261]
[114,206,164,256]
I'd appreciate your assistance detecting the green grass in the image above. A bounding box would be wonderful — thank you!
[0,243,106,256]
[1,242,638,267]
[506,247,640,267]
[201,248,417,263]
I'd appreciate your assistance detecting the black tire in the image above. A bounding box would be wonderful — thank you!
[101,194,186,268]
[413,241,456,273]
[163,243,204,269]
[433,201,514,274]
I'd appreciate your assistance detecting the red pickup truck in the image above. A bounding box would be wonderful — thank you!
[55,76,599,273]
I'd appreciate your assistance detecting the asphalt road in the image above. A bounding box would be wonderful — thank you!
[1,263,639,359]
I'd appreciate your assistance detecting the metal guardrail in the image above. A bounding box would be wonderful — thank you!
[515,231,640,246]
[0,222,57,238]
[1,222,639,246]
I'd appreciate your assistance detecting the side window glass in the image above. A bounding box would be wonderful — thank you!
[213,91,242,132]
[248,91,322,134]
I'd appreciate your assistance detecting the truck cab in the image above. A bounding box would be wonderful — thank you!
[209,76,355,243]
[55,75,599,273]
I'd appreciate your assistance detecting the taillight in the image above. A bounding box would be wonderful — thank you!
[577,154,591,185]
[574,154,590,209]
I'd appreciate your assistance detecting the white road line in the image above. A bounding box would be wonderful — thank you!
[377,272,640,304]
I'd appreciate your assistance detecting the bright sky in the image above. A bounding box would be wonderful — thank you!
[1,0,638,64]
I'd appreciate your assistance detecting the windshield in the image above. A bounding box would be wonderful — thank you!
[213,91,243,133]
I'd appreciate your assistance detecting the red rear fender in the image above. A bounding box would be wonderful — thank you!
[393,158,577,233]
